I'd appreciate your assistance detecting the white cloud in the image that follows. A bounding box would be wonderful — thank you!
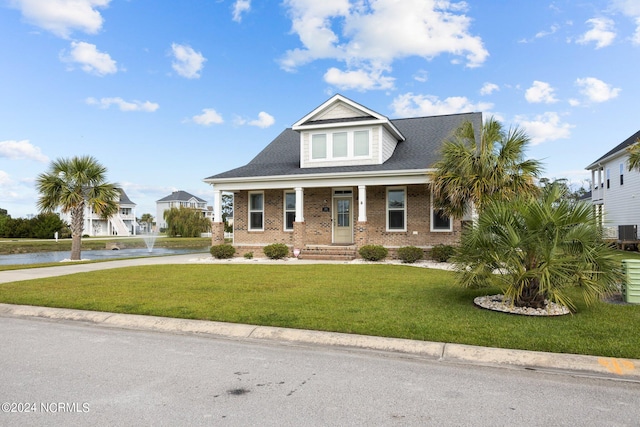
[480,82,499,96]
[391,93,493,117]
[575,77,621,103]
[248,112,275,128]
[86,97,159,112]
[189,109,224,126]
[0,140,49,163]
[576,18,616,48]
[60,41,118,76]
[611,0,640,44]
[232,0,251,22]
[170,43,206,79]
[514,112,573,145]
[324,67,394,91]
[8,0,110,39]
[525,81,558,104]
[280,0,488,90]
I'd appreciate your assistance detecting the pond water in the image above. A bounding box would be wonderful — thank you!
[0,247,209,265]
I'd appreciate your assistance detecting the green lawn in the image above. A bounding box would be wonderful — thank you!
[0,263,638,359]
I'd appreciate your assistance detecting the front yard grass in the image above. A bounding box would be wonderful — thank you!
[0,264,638,359]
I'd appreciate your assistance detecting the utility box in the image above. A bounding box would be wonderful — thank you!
[621,259,640,304]
[618,225,637,241]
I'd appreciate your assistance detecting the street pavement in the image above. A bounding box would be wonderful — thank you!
[0,254,638,383]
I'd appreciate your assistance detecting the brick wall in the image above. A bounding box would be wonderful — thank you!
[232,184,460,251]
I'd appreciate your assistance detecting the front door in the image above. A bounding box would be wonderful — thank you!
[333,197,353,244]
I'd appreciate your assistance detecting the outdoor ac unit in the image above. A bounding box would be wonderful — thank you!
[618,225,638,241]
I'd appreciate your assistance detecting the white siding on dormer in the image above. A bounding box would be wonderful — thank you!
[381,126,399,163]
[313,101,367,121]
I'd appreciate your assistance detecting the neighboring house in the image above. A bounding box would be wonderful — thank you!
[156,190,211,231]
[60,188,138,236]
[204,94,482,259]
[586,129,640,242]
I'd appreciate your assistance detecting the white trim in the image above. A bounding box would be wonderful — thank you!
[248,191,264,231]
[332,188,354,244]
[386,186,407,232]
[307,128,372,163]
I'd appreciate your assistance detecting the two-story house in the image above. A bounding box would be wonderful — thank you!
[60,188,138,236]
[586,129,640,244]
[156,190,211,231]
[204,94,482,259]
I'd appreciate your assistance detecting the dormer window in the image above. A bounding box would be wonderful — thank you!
[309,129,371,162]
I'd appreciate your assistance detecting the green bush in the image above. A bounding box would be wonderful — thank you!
[244,252,254,259]
[358,245,388,261]
[210,244,236,259]
[430,244,455,262]
[263,243,289,259]
[397,246,424,263]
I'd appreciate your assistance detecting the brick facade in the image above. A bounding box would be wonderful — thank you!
[220,184,461,254]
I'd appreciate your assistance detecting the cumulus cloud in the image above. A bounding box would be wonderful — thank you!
[577,18,616,48]
[280,0,488,91]
[0,140,49,163]
[232,0,251,22]
[525,81,558,104]
[86,97,159,112]
[480,82,499,96]
[324,67,394,91]
[189,109,224,126]
[611,0,640,44]
[514,112,573,145]
[171,43,206,79]
[60,41,118,76]
[575,77,621,103]
[391,93,493,117]
[235,112,275,128]
[8,0,110,39]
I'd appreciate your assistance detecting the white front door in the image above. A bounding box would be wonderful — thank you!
[333,196,353,244]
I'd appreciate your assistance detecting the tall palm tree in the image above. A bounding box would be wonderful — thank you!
[36,156,120,260]
[453,183,621,312]
[626,138,640,171]
[429,117,543,219]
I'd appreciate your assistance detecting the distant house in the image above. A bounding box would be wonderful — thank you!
[586,130,640,242]
[156,190,211,231]
[204,94,482,259]
[60,188,138,236]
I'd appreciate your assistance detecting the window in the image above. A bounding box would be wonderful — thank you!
[387,188,406,231]
[431,209,452,232]
[311,134,327,159]
[284,192,295,231]
[606,168,610,189]
[249,192,263,230]
[620,163,624,186]
[354,130,370,156]
[332,132,348,158]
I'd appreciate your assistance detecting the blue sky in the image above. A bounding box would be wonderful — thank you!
[1,0,639,218]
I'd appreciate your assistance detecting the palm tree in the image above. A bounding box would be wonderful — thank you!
[626,138,640,171]
[139,213,154,233]
[36,156,120,260]
[453,183,621,312]
[429,117,543,219]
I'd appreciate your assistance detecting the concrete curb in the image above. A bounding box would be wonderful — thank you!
[1,303,639,381]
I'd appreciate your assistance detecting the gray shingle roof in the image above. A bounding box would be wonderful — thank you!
[586,130,640,168]
[117,188,135,205]
[157,190,206,203]
[206,112,482,180]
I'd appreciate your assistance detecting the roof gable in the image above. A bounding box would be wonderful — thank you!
[586,130,640,169]
[157,190,206,203]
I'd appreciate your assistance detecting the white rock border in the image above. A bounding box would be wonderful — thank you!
[474,294,570,316]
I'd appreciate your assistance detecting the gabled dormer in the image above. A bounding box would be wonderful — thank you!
[293,94,405,168]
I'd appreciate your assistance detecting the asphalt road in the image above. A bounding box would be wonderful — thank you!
[1,316,639,426]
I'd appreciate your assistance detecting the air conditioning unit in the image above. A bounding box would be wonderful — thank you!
[618,225,637,241]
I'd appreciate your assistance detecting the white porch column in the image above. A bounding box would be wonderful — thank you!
[213,190,222,223]
[358,185,367,222]
[295,187,304,222]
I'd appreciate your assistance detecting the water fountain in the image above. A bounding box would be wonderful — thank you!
[141,231,159,253]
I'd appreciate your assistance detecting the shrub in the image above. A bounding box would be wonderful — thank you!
[244,252,254,259]
[430,244,455,262]
[397,246,424,263]
[210,244,236,259]
[358,245,388,261]
[263,243,289,259]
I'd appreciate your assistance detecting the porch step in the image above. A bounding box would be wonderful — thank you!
[299,245,357,261]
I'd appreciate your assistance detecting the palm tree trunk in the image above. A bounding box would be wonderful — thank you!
[70,205,84,260]
[515,277,547,308]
